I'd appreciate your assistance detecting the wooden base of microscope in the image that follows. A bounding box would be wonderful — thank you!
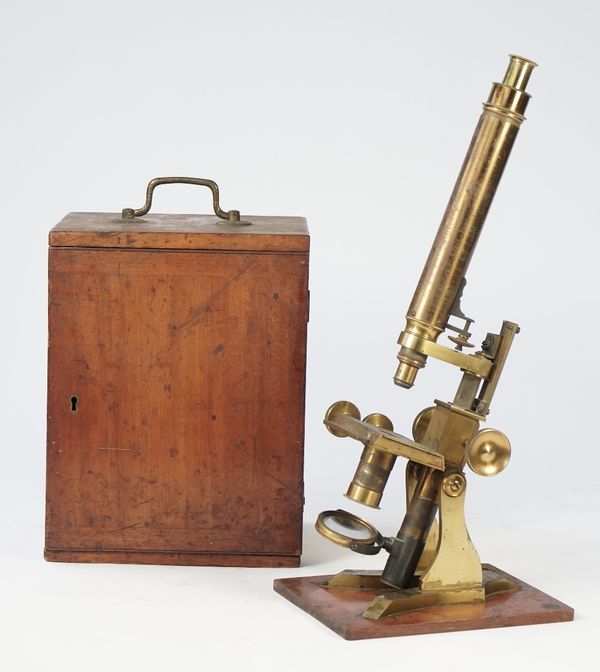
[273,564,573,640]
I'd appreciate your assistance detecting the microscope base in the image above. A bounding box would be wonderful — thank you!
[273,564,573,640]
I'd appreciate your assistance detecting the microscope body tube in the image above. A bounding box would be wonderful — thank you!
[394,56,537,389]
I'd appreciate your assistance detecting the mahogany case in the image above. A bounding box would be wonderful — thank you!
[45,212,309,567]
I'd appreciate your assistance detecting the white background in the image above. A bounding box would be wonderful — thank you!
[1,1,598,669]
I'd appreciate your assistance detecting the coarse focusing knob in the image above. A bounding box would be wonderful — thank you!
[412,406,436,443]
[466,428,511,476]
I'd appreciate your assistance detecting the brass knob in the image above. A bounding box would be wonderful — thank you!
[412,406,435,443]
[466,429,511,476]
[324,400,361,437]
[363,413,394,432]
[442,472,466,497]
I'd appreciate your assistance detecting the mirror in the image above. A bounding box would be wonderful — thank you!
[315,509,381,550]
[322,512,374,540]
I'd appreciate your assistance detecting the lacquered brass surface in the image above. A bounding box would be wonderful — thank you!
[430,403,480,469]
[363,413,393,431]
[380,466,442,589]
[329,568,516,619]
[345,441,397,509]
[323,571,392,590]
[381,400,480,587]
[406,463,440,572]
[442,472,466,497]
[324,400,361,438]
[346,413,396,508]
[484,576,520,597]
[420,472,482,592]
[503,54,537,89]
[394,55,536,388]
[315,54,535,622]
[399,335,493,379]
[466,428,511,476]
[474,321,520,416]
[324,408,445,471]
[315,510,382,555]
[412,406,435,443]
[363,585,485,620]
[345,480,386,509]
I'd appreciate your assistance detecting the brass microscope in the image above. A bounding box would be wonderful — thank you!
[274,55,574,638]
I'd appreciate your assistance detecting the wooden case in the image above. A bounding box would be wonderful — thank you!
[45,212,309,567]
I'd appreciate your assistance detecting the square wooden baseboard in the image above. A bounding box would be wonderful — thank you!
[273,564,573,640]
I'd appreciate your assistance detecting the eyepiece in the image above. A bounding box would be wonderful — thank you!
[503,54,538,91]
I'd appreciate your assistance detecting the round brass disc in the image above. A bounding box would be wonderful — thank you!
[412,406,435,443]
[315,509,380,548]
[466,428,511,477]
[442,472,466,497]
[324,400,361,437]
[363,412,394,432]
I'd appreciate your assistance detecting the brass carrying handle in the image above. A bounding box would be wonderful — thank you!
[121,176,250,225]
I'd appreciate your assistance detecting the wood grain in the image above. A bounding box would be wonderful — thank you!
[273,565,574,639]
[50,213,309,252]
[46,235,308,566]
[45,549,299,567]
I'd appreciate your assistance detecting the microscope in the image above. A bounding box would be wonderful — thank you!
[274,55,574,639]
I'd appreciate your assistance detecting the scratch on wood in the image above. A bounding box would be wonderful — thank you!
[169,259,255,343]
[116,521,144,532]
[267,472,288,489]
[99,447,139,453]
[133,497,155,507]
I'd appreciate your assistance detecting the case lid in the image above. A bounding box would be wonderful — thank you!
[49,212,309,253]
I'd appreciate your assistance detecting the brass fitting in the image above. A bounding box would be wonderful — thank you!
[345,413,395,508]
